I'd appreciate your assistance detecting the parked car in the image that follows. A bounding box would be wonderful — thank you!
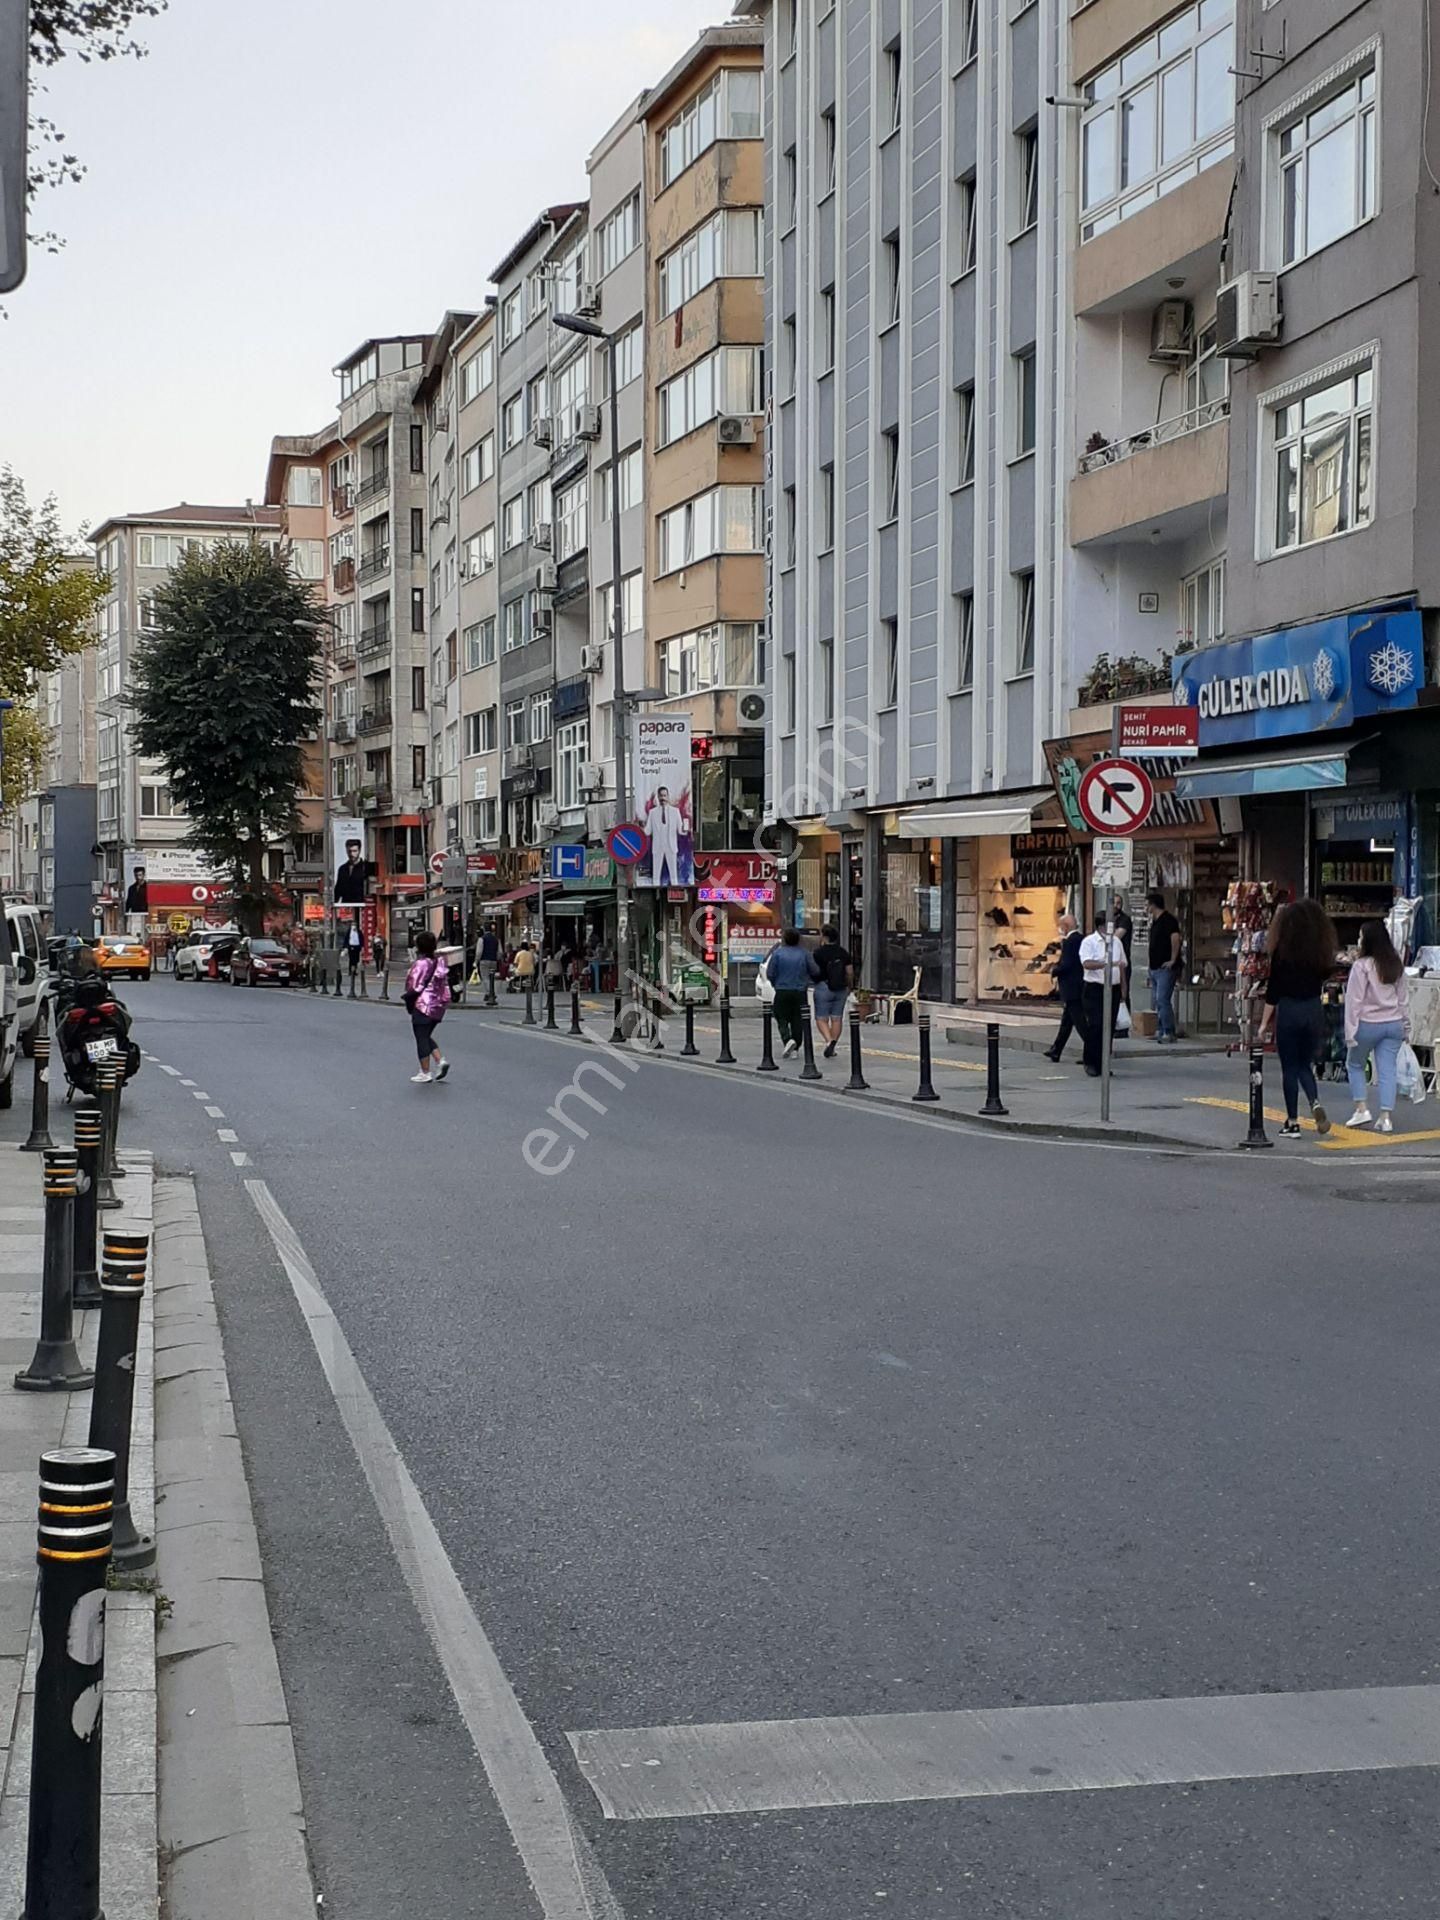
[93,934,152,982]
[230,938,297,987]
[174,929,240,981]
[207,933,242,981]
[7,903,49,1055]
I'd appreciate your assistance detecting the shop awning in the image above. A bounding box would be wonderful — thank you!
[484,880,563,906]
[1174,743,1358,801]
[897,789,1055,839]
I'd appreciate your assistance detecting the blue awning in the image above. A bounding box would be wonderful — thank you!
[1174,745,1352,801]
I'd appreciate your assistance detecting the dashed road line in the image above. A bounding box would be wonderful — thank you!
[216,1129,238,1144]
[229,1151,251,1167]
[180,1079,196,1088]
[160,1066,181,1078]
[205,1106,225,1119]
[192,1090,211,1101]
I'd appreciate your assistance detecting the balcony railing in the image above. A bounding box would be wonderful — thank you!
[1078,396,1229,477]
[333,556,355,592]
[358,704,393,735]
[357,621,392,658]
[356,467,390,505]
[357,545,391,584]
[359,787,393,815]
[328,718,356,744]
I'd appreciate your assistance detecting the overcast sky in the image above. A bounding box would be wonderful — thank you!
[1,0,728,538]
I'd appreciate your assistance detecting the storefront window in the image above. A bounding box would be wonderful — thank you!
[976,834,1075,1002]
[882,839,943,997]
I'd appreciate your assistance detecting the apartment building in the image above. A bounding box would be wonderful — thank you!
[741,0,1070,1003]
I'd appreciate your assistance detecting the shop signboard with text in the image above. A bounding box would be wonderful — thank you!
[1119,706,1198,757]
[1044,733,1218,841]
[631,713,694,888]
[1171,605,1424,748]
[695,852,778,904]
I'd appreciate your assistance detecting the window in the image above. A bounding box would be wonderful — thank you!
[410,425,424,474]
[444,720,460,774]
[820,466,836,550]
[140,782,176,818]
[783,319,797,394]
[525,373,548,430]
[959,0,978,65]
[501,393,524,450]
[821,289,836,370]
[460,342,494,404]
[1184,319,1229,419]
[502,495,525,551]
[1277,62,1377,267]
[555,719,592,811]
[1080,0,1235,242]
[468,796,500,843]
[461,436,494,493]
[527,264,550,323]
[555,481,588,561]
[527,477,551,536]
[597,572,643,638]
[446,632,459,682]
[958,173,978,272]
[504,700,527,747]
[955,591,975,690]
[660,623,766,698]
[430,561,442,611]
[884,43,902,137]
[339,347,378,400]
[507,796,534,846]
[530,689,552,743]
[596,192,641,277]
[138,595,159,630]
[1181,556,1226,650]
[290,539,324,581]
[659,69,763,188]
[501,288,523,347]
[1015,349,1036,456]
[819,638,835,722]
[462,526,495,578]
[412,666,426,712]
[656,486,764,572]
[287,466,322,508]
[784,146,798,228]
[783,486,797,568]
[659,209,764,316]
[464,711,485,757]
[1014,570,1035,674]
[551,355,590,442]
[821,109,837,194]
[883,234,901,327]
[411,745,427,791]
[1270,360,1374,554]
[596,448,642,520]
[411,588,426,633]
[598,323,643,395]
[882,618,899,708]
[1017,129,1039,232]
[957,384,976,484]
[658,347,763,446]
[784,652,797,731]
[475,706,499,753]
[410,507,424,554]
[882,428,900,522]
[502,597,528,651]
[464,619,496,671]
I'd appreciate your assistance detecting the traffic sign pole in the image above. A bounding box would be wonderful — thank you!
[1100,720,1122,1124]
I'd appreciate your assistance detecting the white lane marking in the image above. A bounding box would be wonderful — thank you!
[160,1066,181,1078]
[192,1090,211,1101]
[205,1106,225,1119]
[216,1129,239,1143]
[180,1079,196,1088]
[244,1178,623,1920]
[569,1684,1440,1822]
[229,1151,251,1167]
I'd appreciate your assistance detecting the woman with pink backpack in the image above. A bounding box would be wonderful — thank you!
[404,930,452,1085]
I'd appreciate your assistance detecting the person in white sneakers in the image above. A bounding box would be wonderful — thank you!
[1344,920,1409,1132]
[404,930,452,1084]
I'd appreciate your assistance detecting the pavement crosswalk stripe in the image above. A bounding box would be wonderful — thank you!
[568,1683,1440,1821]
[1189,1097,1440,1151]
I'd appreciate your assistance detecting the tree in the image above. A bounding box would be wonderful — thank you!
[129,541,324,935]
[0,467,105,814]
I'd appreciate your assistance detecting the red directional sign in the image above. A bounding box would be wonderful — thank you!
[1076,758,1155,837]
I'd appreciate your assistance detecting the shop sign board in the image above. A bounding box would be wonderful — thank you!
[1119,705,1198,757]
[1011,830,1079,890]
[1171,605,1424,748]
[467,852,498,876]
[1092,838,1134,889]
[1077,759,1155,836]
[563,849,614,891]
[695,852,778,904]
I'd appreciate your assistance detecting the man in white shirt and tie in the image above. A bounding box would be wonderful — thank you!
[1078,911,1128,1078]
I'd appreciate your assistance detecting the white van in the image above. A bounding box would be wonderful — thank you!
[4,905,48,1057]
[0,912,23,1109]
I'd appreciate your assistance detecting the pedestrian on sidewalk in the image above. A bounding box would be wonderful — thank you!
[346,920,363,981]
[513,941,537,994]
[1079,912,1127,1078]
[477,926,500,1001]
[765,928,820,1058]
[811,924,853,1057]
[1045,913,1084,1062]
[372,932,387,979]
[1343,919,1410,1132]
[1146,890,1183,1044]
[1255,898,1335,1137]
[543,944,566,994]
[404,930,452,1084]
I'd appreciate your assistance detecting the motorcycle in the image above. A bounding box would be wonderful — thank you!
[50,959,141,1098]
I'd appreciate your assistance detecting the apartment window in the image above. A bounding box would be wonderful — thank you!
[411,746,426,791]
[596,448,642,520]
[501,288,523,346]
[957,384,976,484]
[464,619,496,672]
[501,393,524,450]
[462,710,484,758]
[468,797,500,842]
[408,507,422,554]
[659,626,763,698]
[595,192,641,277]
[657,347,763,446]
[1277,62,1376,267]
[290,539,324,581]
[821,289,836,370]
[555,481,588,561]
[429,561,441,612]
[1080,0,1235,243]
[1017,129,1039,233]
[410,425,424,474]
[783,319,797,395]
[525,373,548,430]
[783,486,797,568]
[1181,557,1226,650]
[597,323,643,396]
[443,632,457,683]
[461,436,494,493]
[958,174,977,273]
[527,264,550,323]
[463,526,495,578]
[328,454,352,497]
[784,653,797,731]
[659,208,764,317]
[882,618,899,708]
[955,592,975,690]
[474,706,499,753]
[140,782,175,818]
[821,108,837,194]
[502,597,527,651]
[409,665,425,712]
[444,720,460,775]
[959,0,978,65]
[819,638,835,722]
[527,477,551,536]
[530,689,552,743]
[1015,349,1037,456]
[460,342,494,405]
[820,466,836,551]
[882,428,900,522]
[1270,361,1374,555]
[656,486,764,573]
[505,700,526,748]
[555,719,592,811]
[138,594,159,630]
[658,69,763,188]
[502,495,525,552]
[411,588,426,632]
[1184,320,1229,419]
[784,146,798,228]
[884,43,902,138]
[1014,570,1035,674]
[286,466,322,508]
[883,234,901,327]
[597,572,644,638]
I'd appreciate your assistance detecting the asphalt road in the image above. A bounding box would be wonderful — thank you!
[115,974,1440,1918]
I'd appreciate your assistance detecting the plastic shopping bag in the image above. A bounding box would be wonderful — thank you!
[1396,1041,1428,1105]
[1115,1001,1132,1035]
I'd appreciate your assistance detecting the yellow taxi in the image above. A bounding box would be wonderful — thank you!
[93,936,152,982]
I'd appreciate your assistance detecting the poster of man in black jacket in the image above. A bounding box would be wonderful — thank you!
[334,839,369,905]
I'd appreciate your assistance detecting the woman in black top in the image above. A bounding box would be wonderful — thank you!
[1255,898,1337,1136]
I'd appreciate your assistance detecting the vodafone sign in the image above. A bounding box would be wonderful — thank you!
[146,881,231,910]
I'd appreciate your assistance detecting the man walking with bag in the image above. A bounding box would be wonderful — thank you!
[1079,911,1127,1079]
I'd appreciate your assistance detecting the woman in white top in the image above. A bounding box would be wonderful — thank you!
[1344,920,1410,1132]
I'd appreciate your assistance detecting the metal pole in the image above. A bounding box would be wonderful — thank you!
[980,1022,1008,1116]
[569,986,583,1036]
[799,1006,822,1081]
[845,1004,868,1091]
[71,1101,103,1312]
[1238,1046,1273,1150]
[1100,708,1120,1125]
[610,991,625,1047]
[21,1011,54,1152]
[14,1150,92,1393]
[913,1010,940,1102]
[545,984,558,1031]
[98,1061,125,1184]
[607,331,636,1025]
[87,1231,153,1571]
[22,1446,115,1920]
[717,989,735,1065]
[523,980,536,1028]
[681,999,698,1057]
[757,1006,778,1072]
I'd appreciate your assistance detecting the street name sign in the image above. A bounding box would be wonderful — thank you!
[1118,705,1199,758]
[1077,759,1155,837]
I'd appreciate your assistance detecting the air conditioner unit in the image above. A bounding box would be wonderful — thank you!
[434,407,450,432]
[1215,272,1282,358]
[580,644,604,674]
[718,414,757,446]
[579,761,604,793]
[430,499,450,526]
[1149,299,1192,364]
[575,405,603,441]
[737,690,768,730]
[578,281,602,318]
[536,802,560,831]
[531,521,554,551]
[531,416,554,450]
[534,562,558,596]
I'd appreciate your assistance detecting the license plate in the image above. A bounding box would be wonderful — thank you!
[85,1038,119,1062]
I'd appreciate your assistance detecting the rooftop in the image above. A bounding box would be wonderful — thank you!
[644,23,764,121]
[91,502,283,544]
[490,203,586,285]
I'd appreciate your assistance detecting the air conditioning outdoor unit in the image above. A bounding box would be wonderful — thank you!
[578,281,602,318]
[531,522,554,551]
[434,407,450,432]
[1149,299,1192,364]
[535,562,558,596]
[430,500,450,526]
[718,414,757,446]
[579,761,604,793]
[575,405,603,441]
[580,644,604,674]
[737,690,768,730]
[532,416,554,450]
[1215,272,1282,358]
[537,803,560,831]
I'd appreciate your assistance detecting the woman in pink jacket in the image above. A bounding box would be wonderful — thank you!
[1345,920,1409,1132]
[404,930,452,1085]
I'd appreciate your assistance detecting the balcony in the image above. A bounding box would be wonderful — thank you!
[328,718,356,745]
[358,703,393,736]
[1071,400,1229,547]
[357,620,392,659]
[504,745,534,778]
[1075,163,1234,319]
[359,787,393,816]
[333,556,355,593]
[357,545,391,585]
[331,486,354,519]
[356,467,390,506]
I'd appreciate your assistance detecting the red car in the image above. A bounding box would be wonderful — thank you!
[229,938,297,987]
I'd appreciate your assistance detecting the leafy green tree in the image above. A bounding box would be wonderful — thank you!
[0,468,105,813]
[130,541,324,935]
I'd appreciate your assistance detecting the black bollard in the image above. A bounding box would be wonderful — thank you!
[980,1021,1009,1116]
[757,1005,778,1072]
[845,1005,869,1091]
[569,987,583,1037]
[610,992,626,1046]
[71,1101,103,1312]
[347,962,357,999]
[380,963,390,1001]
[22,1017,55,1153]
[913,1011,940,1102]
[307,951,317,994]
[14,1151,92,1393]
[98,1062,126,1184]
[359,963,369,1000]
[87,1232,154,1572]
[523,981,536,1028]
[1238,1045,1273,1150]
[681,1000,698,1057]
[545,986,558,1031]
[23,1445,114,1920]
[718,990,736,1065]
[799,1009,822,1081]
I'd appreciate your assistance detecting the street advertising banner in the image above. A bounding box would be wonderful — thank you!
[332,815,368,906]
[631,714,694,889]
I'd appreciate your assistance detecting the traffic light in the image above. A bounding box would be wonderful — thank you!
[0,0,26,295]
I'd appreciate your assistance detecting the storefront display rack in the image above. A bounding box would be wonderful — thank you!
[1223,879,1282,1049]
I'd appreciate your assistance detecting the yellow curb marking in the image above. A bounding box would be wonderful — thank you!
[1189,1097,1440,1152]
[692,1024,985,1073]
